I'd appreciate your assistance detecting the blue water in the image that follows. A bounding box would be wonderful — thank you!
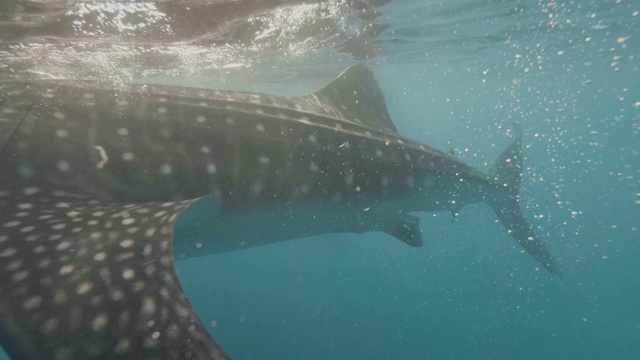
[1,0,639,359]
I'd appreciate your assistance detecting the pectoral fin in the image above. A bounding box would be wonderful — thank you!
[0,192,230,359]
[383,214,423,247]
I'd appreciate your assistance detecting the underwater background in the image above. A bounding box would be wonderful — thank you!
[1,0,638,359]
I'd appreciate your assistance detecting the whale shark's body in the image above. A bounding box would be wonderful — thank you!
[0,65,560,359]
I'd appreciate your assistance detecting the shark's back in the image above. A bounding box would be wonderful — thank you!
[0,66,487,209]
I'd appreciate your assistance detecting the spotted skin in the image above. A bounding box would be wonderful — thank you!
[0,192,228,359]
[0,65,561,358]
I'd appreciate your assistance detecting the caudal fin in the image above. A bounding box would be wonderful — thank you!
[487,124,563,277]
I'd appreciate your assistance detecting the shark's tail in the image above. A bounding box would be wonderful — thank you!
[487,124,563,277]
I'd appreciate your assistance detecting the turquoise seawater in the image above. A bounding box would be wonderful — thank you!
[1,0,638,359]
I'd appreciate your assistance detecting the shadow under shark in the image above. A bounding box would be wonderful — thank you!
[0,65,561,359]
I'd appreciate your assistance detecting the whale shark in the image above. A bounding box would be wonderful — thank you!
[0,65,561,359]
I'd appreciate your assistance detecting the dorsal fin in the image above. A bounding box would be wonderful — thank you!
[313,64,398,132]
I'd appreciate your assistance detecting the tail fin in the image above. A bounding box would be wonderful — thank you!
[487,124,563,277]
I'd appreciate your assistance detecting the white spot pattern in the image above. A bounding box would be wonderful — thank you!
[122,152,134,162]
[258,156,270,165]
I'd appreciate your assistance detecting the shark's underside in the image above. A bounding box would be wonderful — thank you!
[0,65,561,359]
